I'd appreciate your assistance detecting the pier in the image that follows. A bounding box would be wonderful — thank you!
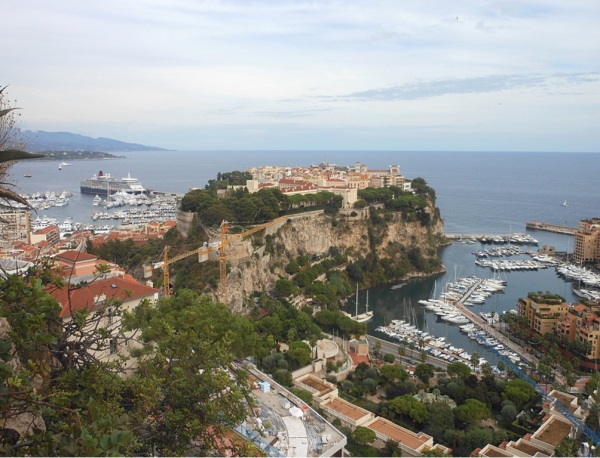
[445,234,508,240]
[526,221,577,235]
[451,282,538,366]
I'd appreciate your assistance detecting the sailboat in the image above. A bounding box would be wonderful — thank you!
[418,280,436,307]
[354,288,374,323]
[342,284,373,323]
[561,199,568,207]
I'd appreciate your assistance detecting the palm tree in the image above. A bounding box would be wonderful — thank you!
[471,351,480,372]
[397,344,406,358]
[375,340,382,359]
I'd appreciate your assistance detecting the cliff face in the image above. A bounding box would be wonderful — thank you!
[219,208,446,312]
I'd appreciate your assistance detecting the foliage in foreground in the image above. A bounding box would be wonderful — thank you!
[0,263,258,456]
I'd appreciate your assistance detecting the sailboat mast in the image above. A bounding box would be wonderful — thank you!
[355,283,359,318]
[366,290,369,313]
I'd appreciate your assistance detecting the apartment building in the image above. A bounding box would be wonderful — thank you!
[368,165,406,188]
[0,209,31,249]
[46,276,159,371]
[566,303,600,361]
[517,294,569,335]
[30,224,60,247]
[574,217,600,263]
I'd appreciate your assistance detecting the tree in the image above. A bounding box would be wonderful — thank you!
[389,394,427,425]
[415,363,435,385]
[470,351,480,371]
[384,352,396,364]
[382,439,403,456]
[287,341,312,369]
[291,388,313,405]
[0,263,137,456]
[375,340,382,356]
[463,427,494,453]
[454,399,490,427]
[275,278,296,297]
[351,426,376,446]
[555,437,583,457]
[504,378,536,408]
[380,364,404,383]
[398,344,406,357]
[0,85,44,208]
[501,402,518,423]
[285,260,300,275]
[447,361,471,379]
[123,290,257,456]
[424,402,454,443]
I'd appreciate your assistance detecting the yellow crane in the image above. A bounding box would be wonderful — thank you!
[153,215,289,303]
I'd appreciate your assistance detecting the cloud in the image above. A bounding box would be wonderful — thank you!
[328,73,600,102]
[252,108,332,118]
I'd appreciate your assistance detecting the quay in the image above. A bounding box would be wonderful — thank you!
[453,281,537,366]
[445,233,510,240]
[526,221,577,235]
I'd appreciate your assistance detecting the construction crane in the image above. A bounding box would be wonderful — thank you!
[151,215,289,303]
[489,346,600,445]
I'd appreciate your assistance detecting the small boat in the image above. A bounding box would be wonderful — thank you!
[562,199,568,207]
[58,164,62,170]
[59,161,72,167]
[24,174,32,178]
[92,195,102,206]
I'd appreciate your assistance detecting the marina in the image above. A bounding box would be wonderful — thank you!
[374,272,531,372]
[24,189,178,234]
[362,228,583,369]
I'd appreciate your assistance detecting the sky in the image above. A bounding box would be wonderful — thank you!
[3,0,600,152]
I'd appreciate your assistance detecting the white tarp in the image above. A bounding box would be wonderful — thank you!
[289,406,304,418]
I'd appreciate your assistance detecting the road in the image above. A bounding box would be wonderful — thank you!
[366,335,450,371]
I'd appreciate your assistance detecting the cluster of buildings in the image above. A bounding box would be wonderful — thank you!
[279,336,588,457]
[243,161,412,209]
[0,208,176,263]
[244,337,453,457]
[475,388,588,457]
[517,293,600,369]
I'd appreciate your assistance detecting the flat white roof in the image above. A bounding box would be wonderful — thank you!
[282,416,308,457]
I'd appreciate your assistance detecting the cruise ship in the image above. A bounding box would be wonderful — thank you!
[80,171,146,195]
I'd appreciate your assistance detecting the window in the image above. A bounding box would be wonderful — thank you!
[109,339,117,354]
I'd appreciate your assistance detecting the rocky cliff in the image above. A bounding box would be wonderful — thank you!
[203,206,447,312]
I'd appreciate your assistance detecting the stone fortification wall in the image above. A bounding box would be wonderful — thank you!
[176,210,195,237]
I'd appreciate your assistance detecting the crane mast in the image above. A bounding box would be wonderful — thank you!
[155,215,289,303]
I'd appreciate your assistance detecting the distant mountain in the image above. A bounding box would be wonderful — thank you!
[22,130,169,152]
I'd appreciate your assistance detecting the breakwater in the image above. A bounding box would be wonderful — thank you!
[526,221,577,235]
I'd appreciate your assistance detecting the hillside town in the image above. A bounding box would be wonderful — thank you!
[2,158,600,456]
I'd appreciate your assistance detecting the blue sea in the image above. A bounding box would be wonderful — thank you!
[10,151,599,234]
[9,150,600,363]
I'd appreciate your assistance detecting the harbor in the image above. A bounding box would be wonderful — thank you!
[362,229,580,370]
[373,274,531,372]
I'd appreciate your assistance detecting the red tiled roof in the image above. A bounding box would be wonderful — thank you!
[56,250,97,263]
[35,225,59,235]
[349,351,370,366]
[46,277,159,318]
